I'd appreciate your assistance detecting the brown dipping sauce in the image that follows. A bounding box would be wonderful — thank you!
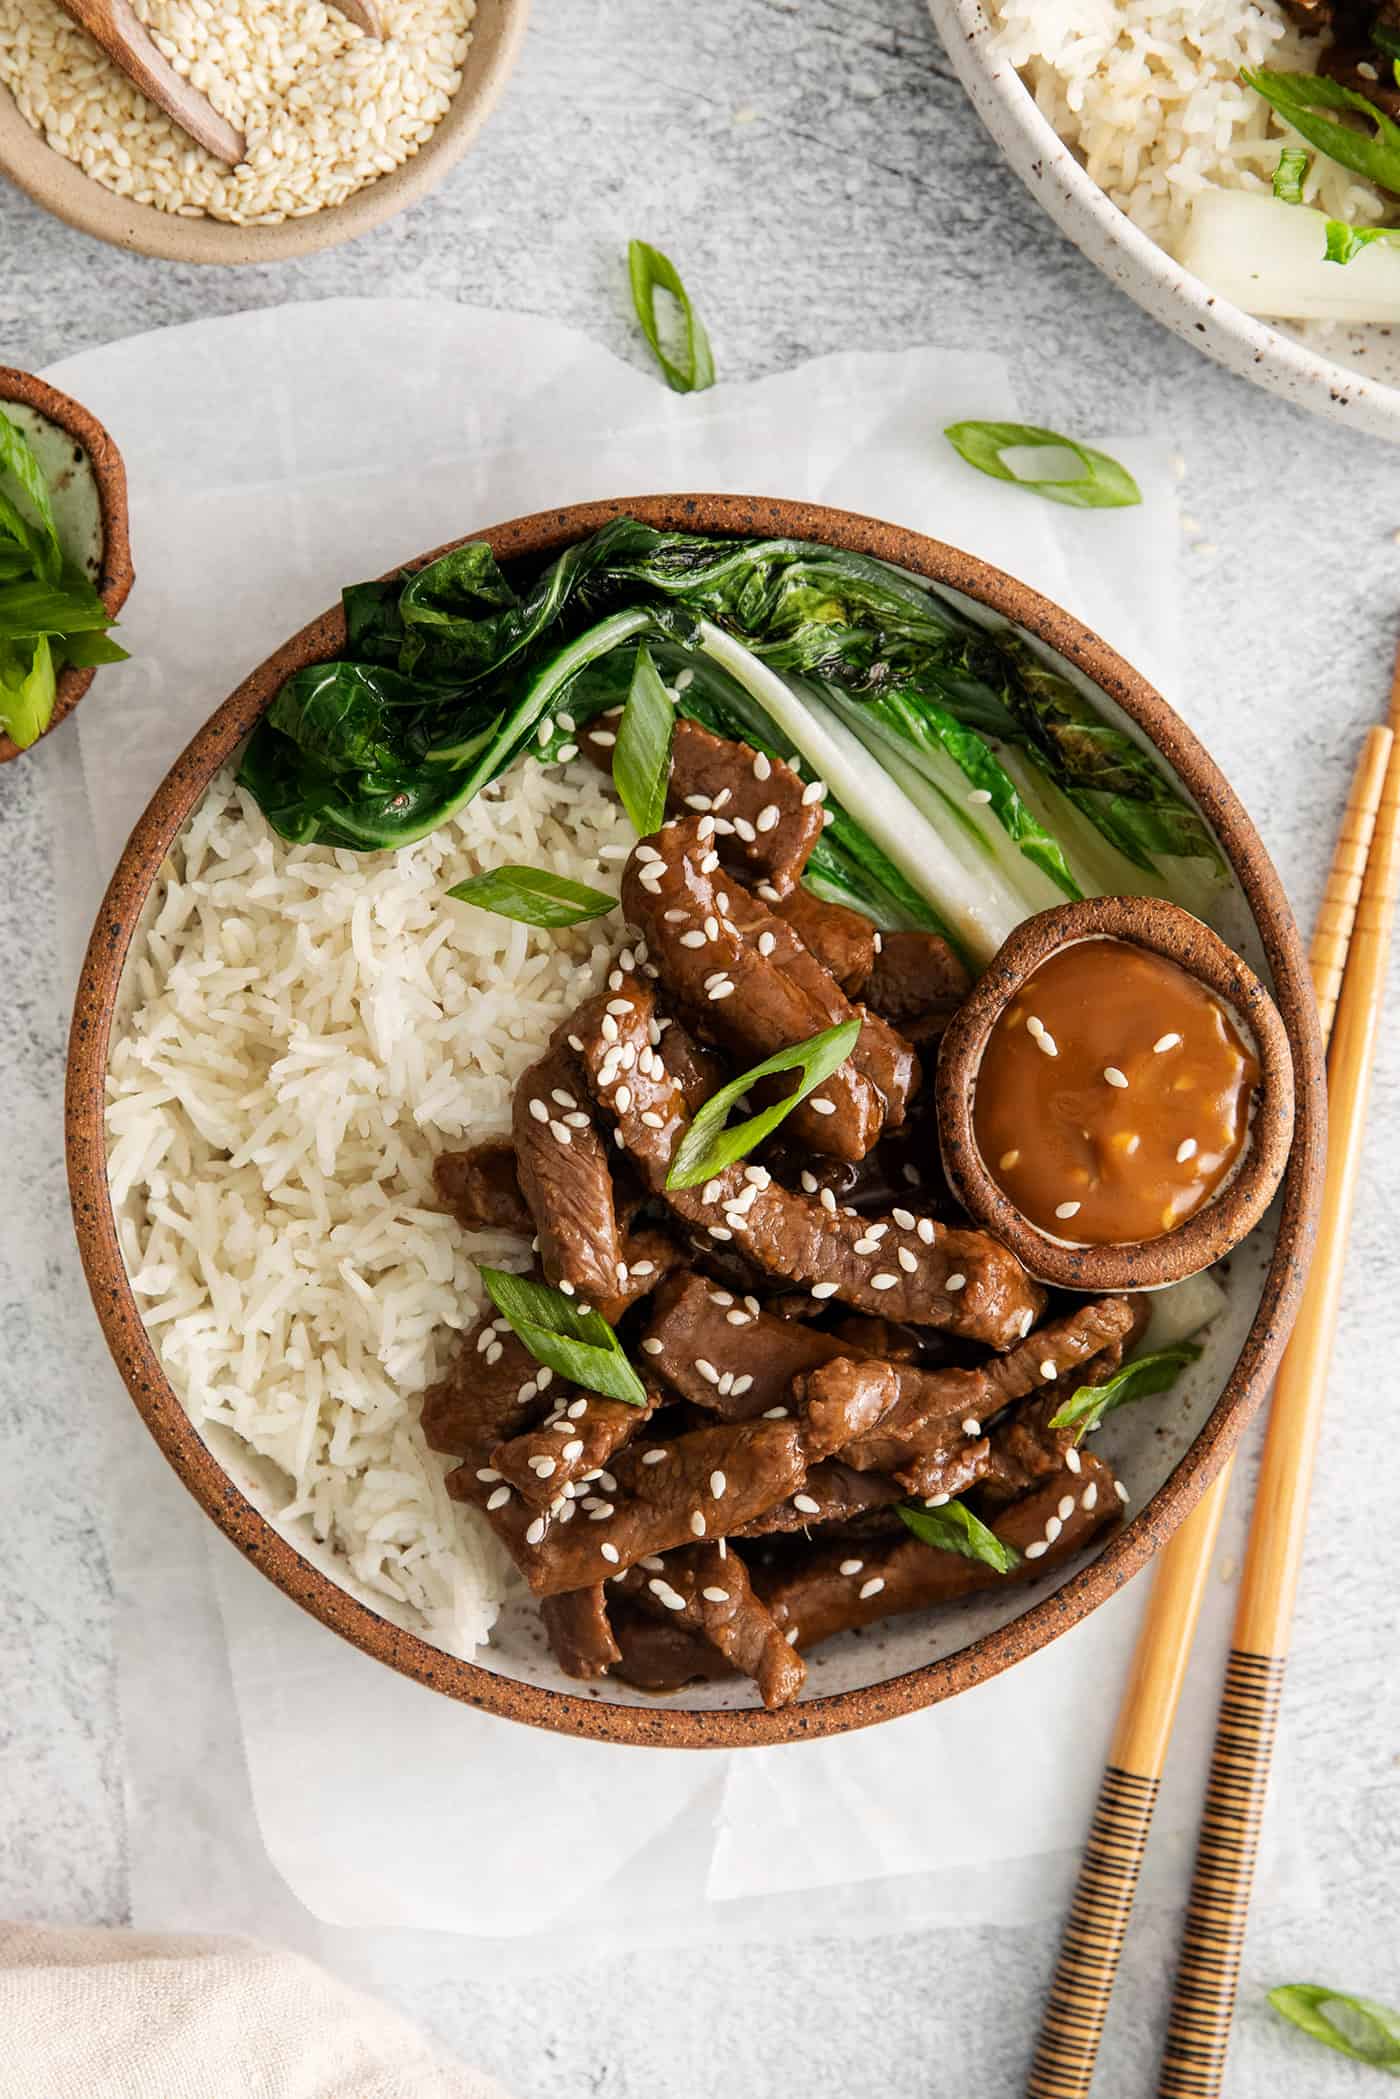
[972,936,1260,1246]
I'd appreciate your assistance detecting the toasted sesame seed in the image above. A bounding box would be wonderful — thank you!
[758,930,777,958]
[476,1467,501,1484]
[810,1280,839,1299]
[562,1439,585,1462]
[641,1555,665,1571]
[871,1273,898,1291]
[801,779,826,805]
[702,1586,731,1604]
[1115,1480,1130,1504]
[1035,1030,1059,1058]
[1065,1447,1082,1475]
[525,1517,546,1546]
[690,1510,707,1537]
[725,1308,750,1326]
[663,908,687,924]
[709,980,736,1001]
[756,804,780,832]
[859,1577,886,1599]
[1024,1540,1048,1560]
[890,1207,914,1230]
[709,1226,733,1241]
[1154,1033,1182,1053]
[924,1493,950,1508]
[600,1542,620,1564]
[701,852,720,872]
[917,1219,936,1247]
[632,1261,656,1278]
[530,1456,557,1479]
[945,1271,966,1292]
[718,1371,734,1395]
[592,730,617,748]
[485,1343,503,1366]
[999,1149,1021,1170]
[697,1359,720,1384]
[898,1246,918,1273]
[659,1581,688,1610]
[679,930,708,950]
[753,751,772,780]
[641,1109,665,1128]
[867,1222,889,1240]
[794,1494,822,1516]
[684,793,712,813]
[840,1558,864,1577]
[642,1449,668,1464]
[641,1337,665,1357]
[763,1406,789,1419]
[1082,1481,1098,1510]
[1177,1138,1198,1164]
[1040,1359,1058,1381]
[537,1369,554,1387]
[731,1374,755,1397]
[809,1096,836,1115]
[802,1174,821,1197]
[529,1098,549,1124]
[853,1236,880,1255]
[1104,1067,1128,1089]
[588,1503,616,1521]
[820,1187,838,1215]
[486,1486,512,1511]
[1054,1200,1082,1220]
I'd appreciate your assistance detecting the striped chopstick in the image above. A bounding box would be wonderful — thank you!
[1025,720,1395,2099]
[1157,685,1400,2092]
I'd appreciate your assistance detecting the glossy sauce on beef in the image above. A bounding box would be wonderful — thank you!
[973,936,1259,1245]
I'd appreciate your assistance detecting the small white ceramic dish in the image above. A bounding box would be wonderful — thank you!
[929,0,1400,441]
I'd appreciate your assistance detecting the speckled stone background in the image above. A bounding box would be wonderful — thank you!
[1,2,1398,2093]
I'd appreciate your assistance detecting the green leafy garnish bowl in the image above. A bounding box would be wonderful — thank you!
[65,493,1326,1747]
[0,367,132,764]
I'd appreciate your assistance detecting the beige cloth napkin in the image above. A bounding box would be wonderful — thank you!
[0,1925,509,2099]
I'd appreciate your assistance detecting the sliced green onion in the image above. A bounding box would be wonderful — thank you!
[628,239,716,394]
[1048,1343,1201,1445]
[898,1499,1020,1574]
[613,641,674,835]
[1323,219,1400,265]
[479,1268,648,1407]
[666,1018,861,1190]
[944,422,1141,510]
[1273,145,1310,203]
[1244,69,1400,200]
[0,409,61,582]
[446,866,617,928]
[1268,1984,1400,2072]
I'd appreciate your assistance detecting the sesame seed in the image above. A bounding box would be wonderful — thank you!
[531,1456,557,1479]
[811,1280,839,1299]
[763,1406,789,1419]
[785,1625,801,1644]
[538,1369,554,1388]
[809,1096,836,1116]
[840,1558,864,1577]
[641,1109,665,1128]
[871,1273,898,1291]
[642,1449,667,1464]
[592,731,616,748]
[709,980,736,1001]
[1065,1447,1082,1475]
[679,929,708,950]
[891,1208,915,1230]
[1035,1030,1059,1058]
[1082,1481,1098,1510]
[588,1504,616,1521]
[924,1493,950,1508]
[525,1517,546,1546]
[704,915,720,940]
[1024,1540,1048,1560]
[690,1510,707,1537]
[1045,1516,1063,1543]
[1054,1201,1082,1220]
[701,852,720,873]
[962,1417,981,1437]
[1058,1495,1076,1521]
[476,1467,501,1483]
[916,1219,936,1247]
[794,1494,822,1516]
[562,1439,585,1461]
[1020,1310,1035,1337]
[601,1543,620,1564]
[758,931,777,957]
[614,1084,632,1113]
[898,1247,918,1273]
[1040,1359,1058,1381]
[801,779,826,805]
[658,1582,688,1610]
[709,1471,728,1500]
[549,1120,573,1145]
[859,1577,886,1600]
[564,1111,590,1129]
[709,1226,733,1241]
[945,1271,966,1292]
[853,1237,880,1255]
[1177,1138,1198,1164]
[1104,1067,1128,1089]
[1115,1480,1130,1504]
[641,1556,665,1571]
[753,752,772,780]
[601,1014,619,1043]
[756,803,781,833]
[485,1343,503,1366]
[703,1586,731,1604]
[697,816,716,842]
[867,1222,889,1240]
[551,1088,576,1109]
[732,1374,754,1396]
[820,1188,838,1215]
[726,1308,750,1325]
[486,1486,512,1511]
[718,1371,734,1394]
[684,793,712,813]
[529,1098,549,1124]
[967,787,993,804]
[1154,1033,1182,1053]
[663,908,687,924]
[697,1359,720,1384]
[999,1149,1020,1170]
[733,817,757,843]
[557,744,580,764]
[636,845,661,864]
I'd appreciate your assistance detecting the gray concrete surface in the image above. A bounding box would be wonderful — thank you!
[2,2,1397,2093]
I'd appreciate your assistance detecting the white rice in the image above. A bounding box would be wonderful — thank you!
[988,0,1389,256]
[106,757,636,1654]
[0,0,473,226]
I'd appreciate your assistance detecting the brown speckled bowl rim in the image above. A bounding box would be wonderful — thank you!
[0,367,132,764]
[65,493,1326,1748]
[936,898,1297,1291]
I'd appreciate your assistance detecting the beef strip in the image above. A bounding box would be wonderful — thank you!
[664,717,823,897]
[977,1392,1085,1509]
[839,1297,1135,1494]
[798,1357,990,1502]
[490,1384,661,1512]
[512,1029,625,1301]
[731,1460,904,1539]
[773,887,877,992]
[420,1314,556,1469]
[621,818,890,1161]
[616,1543,807,1709]
[640,1272,855,1420]
[754,1452,1122,1650]
[577,976,1046,1346]
[609,1608,735,1694]
[541,1587,621,1681]
[471,1419,809,1596]
[432,1140,532,1235]
[862,930,969,1024]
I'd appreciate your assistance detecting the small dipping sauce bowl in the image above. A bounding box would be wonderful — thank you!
[936,897,1296,1291]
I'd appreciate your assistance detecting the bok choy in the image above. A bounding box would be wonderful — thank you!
[238,518,1223,968]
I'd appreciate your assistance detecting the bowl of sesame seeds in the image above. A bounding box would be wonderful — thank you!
[0,0,529,263]
[66,493,1326,1745]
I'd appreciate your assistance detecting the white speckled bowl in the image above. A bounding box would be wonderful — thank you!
[929,0,1400,440]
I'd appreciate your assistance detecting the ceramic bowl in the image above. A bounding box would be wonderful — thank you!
[0,0,528,265]
[0,367,132,764]
[65,494,1326,1746]
[936,897,1297,1292]
[929,0,1400,441]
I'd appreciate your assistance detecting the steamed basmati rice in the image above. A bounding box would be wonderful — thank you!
[989,0,1388,257]
[106,757,636,1654]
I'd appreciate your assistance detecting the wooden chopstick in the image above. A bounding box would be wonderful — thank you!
[1156,679,1400,2093]
[1025,720,1395,2099]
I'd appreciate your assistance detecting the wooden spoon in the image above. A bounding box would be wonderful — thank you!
[57,0,245,165]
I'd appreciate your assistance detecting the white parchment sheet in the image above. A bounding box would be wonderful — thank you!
[40,301,1312,1981]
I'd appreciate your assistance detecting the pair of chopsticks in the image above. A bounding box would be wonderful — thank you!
[1028,662,1400,2099]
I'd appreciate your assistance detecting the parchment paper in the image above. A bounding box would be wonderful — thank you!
[40,301,1312,1976]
